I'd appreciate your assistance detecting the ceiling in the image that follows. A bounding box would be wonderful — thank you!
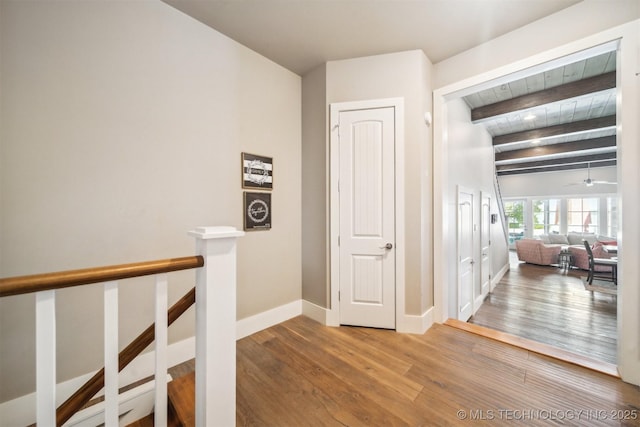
[162,0,613,178]
[162,0,581,76]
[463,49,617,177]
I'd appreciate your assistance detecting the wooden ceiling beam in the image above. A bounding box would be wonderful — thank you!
[472,71,616,122]
[495,135,616,162]
[496,152,617,172]
[497,160,617,175]
[493,116,616,146]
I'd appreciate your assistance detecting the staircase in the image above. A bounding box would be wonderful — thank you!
[126,373,196,427]
[0,226,242,426]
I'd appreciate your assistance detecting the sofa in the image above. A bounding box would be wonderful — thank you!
[515,232,616,268]
[515,239,562,265]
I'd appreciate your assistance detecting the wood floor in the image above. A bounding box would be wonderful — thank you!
[131,257,631,426]
[236,315,639,426]
[470,252,617,364]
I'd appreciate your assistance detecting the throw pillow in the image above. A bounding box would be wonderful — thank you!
[567,232,583,245]
[597,235,617,245]
[539,234,551,243]
[548,234,569,244]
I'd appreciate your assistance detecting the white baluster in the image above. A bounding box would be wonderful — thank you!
[104,281,119,426]
[189,226,244,427]
[154,273,168,426]
[36,290,56,425]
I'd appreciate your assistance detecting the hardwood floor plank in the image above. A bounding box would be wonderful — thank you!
[238,335,344,426]
[234,317,639,426]
[258,332,407,426]
[279,317,424,401]
[470,254,618,364]
[267,323,424,425]
[446,319,619,377]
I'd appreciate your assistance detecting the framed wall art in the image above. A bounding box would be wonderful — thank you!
[242,152,273,190]
[244,192,271,231]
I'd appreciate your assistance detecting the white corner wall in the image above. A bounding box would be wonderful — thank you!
[325,50,434,320]
[0,0,301,403]
[301,64,329,308]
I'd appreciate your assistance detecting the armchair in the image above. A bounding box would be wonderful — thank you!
[515,239,562,266]
[568,241,615,272]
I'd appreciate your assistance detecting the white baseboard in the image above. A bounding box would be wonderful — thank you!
[302,299,434,335]
[491,263,510,292]
[236,299,302,340]
[397,306,434,334]
[301,299,330,325]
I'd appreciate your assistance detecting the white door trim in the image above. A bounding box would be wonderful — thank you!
[433,32,622,324]
[328,98,405,329]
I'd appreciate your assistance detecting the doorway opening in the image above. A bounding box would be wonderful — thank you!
[434,39,623,369]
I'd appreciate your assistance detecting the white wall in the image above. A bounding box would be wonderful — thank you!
[444,98,509,317]
[0,0,301,402]
[499,167,617,198]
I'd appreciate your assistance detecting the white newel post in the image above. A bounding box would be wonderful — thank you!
[189,226,244,427]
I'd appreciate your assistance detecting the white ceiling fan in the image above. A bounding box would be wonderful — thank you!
[568,162,617,187]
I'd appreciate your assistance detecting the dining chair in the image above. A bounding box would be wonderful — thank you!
[583,240,617,285]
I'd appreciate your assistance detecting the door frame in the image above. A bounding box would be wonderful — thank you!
[328,97,405,329]
[433,25,640,384]
[456,186,474,321]
[478,191,491,310]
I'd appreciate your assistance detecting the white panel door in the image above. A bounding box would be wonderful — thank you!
[339,107,395,329]
[458,189,474,321]
[480,194,491,299]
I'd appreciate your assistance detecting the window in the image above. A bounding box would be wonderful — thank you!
[567,198,598,234]
[504,200,525,245]
[607,197,618,238]
[532,199,560,236]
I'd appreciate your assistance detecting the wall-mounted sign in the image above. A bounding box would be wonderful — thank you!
[244,192,271,231]
[242,152,273,190]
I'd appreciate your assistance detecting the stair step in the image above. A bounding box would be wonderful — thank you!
[125,408,182,427]
[124,382,185,427]
[167,372,195,427]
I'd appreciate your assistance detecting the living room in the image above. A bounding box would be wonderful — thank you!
[503,165,618,271]
[473,165,619,366]
[440,49,618,364]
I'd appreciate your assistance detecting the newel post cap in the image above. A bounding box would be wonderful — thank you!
[188,226,245,239]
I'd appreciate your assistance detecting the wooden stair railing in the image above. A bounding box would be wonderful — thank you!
[56,286,196,427]
[0,256,203,297]
[0,256,203,426]
[2,226,242,426]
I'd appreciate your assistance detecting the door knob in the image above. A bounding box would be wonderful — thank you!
[380,243,393,250]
